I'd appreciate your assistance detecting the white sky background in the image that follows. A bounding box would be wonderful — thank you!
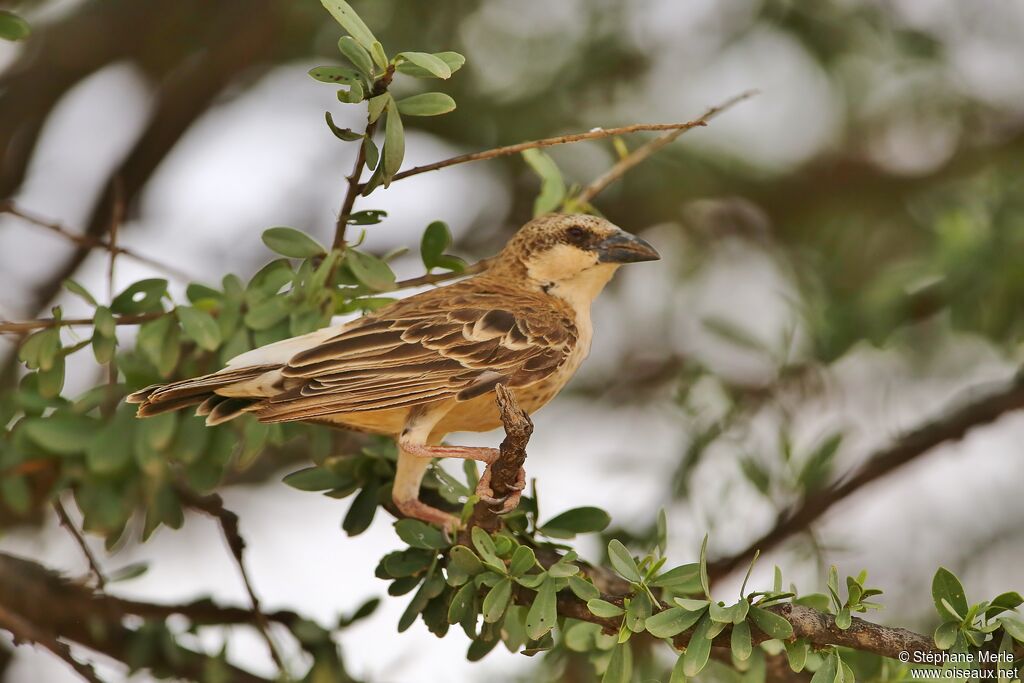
[3,0,1024,680]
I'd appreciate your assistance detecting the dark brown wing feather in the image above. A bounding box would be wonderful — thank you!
[255,281,576,422]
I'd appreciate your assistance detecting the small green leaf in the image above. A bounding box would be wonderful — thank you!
[998,616,1024,642]
[370,41,388,71]
[508,545,537,576]
[338,35,373,76]
[749,606,794,640]
[362,136,379,170]
[932,568,968,622]
[420,221,452,269]
[396,51,452,79]
[835,607,851,630]
[176,306,221,351]
[682,613,713,676]
[87,417,134,474]
[325,111,363,141]
[699,535,711,599]
[0,11,30,41]
[732,620,752,661]
[446,545,483,585]
[111,279,167,314]
[525,578,558,640]
[382,104,405,184]
[626,592,652,633]
[602,642,632,683]
[522,148,565,216]
[348,209,387,225]
[396,92,456,117]
[669,654,687,683]
[320,0,377,51]
[447,582,475,625]
[786,640,808,672]
[346,249,396,291]
[483,577,512,623]
[934,621,959,650]
[644,606,705,638]
[810,651,838,683]
[568,575,600,601]
[63,279,97,306]
[607,539,641,583]
[282,467,345,491]
[22,414,98,455]
[395,518,448,549]
[244,297,290,331]
[262,227,326,259]
[367,94,389,124]
[395,51,465,79]
[341,484,378,536]
[587,599,625,619]
[308,65,361,84]
[539,506,611,538]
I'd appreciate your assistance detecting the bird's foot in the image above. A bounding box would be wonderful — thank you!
[394,497,461,536]
[475,464,526,514]
[400,442,500,464]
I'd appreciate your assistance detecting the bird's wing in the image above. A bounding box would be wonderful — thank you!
[255,285,577,422]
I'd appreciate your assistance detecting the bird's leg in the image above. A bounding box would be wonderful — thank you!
[393,448,460,534]
[400,442,526,514]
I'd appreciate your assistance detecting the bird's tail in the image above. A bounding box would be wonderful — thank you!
[125,364,278,425]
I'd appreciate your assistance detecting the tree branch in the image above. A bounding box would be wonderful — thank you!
[0,604,104,683]
[0,552,272,683]
[176,488,289,679]
[358,91,755,191]
[708,369,1024,580]
[0,201,192,282]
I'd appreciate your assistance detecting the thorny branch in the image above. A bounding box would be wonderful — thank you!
[708,369,1024,581]
[0,201,192,282]
[176,488,289,679]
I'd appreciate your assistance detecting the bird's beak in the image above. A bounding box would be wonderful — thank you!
[595,231,661,264]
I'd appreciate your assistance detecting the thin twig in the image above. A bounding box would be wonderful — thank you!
[708,369,1024,580]
[1,201,192,281]
[332,66,395,250]
[0,263,489,335]
[177,488,290,679]
[574,90,758,206]
[0,604,104,683]
[53,499,106,590]
[363,91,754,190]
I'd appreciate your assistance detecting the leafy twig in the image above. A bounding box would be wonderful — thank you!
[708,370,1024,580]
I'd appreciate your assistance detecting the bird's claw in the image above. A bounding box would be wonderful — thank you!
[475,465,527,514]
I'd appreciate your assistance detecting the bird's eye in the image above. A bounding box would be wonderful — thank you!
[566,226,587,243]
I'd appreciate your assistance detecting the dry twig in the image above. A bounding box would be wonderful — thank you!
[53,499,106,590]
[1,201,191,282]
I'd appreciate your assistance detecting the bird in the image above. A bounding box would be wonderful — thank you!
[127,213,660,531]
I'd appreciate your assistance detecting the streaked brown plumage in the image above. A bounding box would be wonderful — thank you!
[128,213,659,530]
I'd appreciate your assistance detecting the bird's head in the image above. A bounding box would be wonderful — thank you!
[496,213,660,306]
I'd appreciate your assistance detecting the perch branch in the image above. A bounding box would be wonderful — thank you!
[176,488,289,679]
[357,91,755,190]
[464,384,534,533]
[708,369,1024,580]
[0,201,192,282]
